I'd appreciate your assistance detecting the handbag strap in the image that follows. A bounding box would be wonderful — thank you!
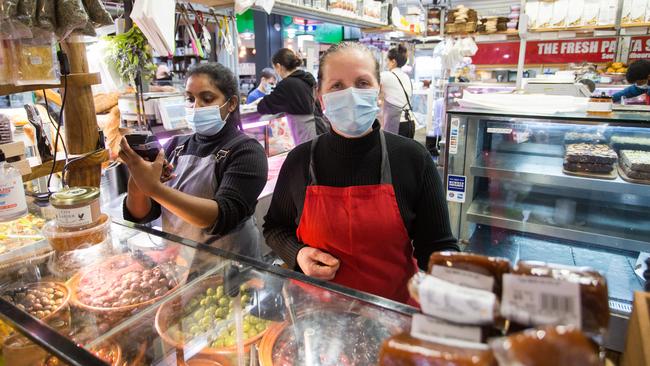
[391,71,413,111]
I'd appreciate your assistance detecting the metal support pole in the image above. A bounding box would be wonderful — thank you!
[515,0,527,90]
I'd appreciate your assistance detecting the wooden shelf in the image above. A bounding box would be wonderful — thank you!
[476,29,518,36]
[0,73,101,96]
[620,22,650,28]
[362,26,422,37]
[23,149,109,182]
[529,25,615,33]
[622,291,650,366]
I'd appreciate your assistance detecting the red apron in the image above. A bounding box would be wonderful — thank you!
[296,132,419,303]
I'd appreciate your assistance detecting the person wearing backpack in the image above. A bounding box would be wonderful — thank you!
[380,44,416,138]
[120,63,268,258]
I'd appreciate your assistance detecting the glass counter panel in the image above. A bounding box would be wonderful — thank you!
[0,219,412,365]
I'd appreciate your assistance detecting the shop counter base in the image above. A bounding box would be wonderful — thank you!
[464,225,642,352]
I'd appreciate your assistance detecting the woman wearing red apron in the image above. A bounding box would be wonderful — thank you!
[263,43,458,304]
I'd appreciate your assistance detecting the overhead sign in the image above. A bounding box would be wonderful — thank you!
[472,38,618,65]
[629,36,650,62]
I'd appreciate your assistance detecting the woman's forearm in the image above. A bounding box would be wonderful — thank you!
[149,184,220,229]
[125,178,153,220]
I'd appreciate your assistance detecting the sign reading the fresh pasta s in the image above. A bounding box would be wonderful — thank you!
[629,36,650,62]
[472,38,618,65]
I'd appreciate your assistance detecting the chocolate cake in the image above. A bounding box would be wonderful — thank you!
[565,144,617,165]
[563,132,605,144]
[563,161,614,173]
[611,135,650,152]
[620,150,650,173]
[619,161,650,180]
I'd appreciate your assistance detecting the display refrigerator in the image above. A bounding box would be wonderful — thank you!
[444,107,650,351]
[0,216,414,366]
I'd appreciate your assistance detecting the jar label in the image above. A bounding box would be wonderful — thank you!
[0,177,27,217]
[418,275,496,325]
[55,206,93,227]
[501,274,581,328]
[430,265,495,292]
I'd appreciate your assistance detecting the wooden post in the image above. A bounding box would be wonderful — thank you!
[62,40,101,187]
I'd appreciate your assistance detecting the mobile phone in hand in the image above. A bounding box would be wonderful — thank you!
[124,133,162,162]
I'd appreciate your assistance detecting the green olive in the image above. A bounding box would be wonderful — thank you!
[206,288,215,296]
[218,297,228,306]
[241,294,251,304]
[255,323,266,332]
[192,310,204,321]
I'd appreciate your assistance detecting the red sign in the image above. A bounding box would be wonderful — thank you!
[629,36,650,62]
[473,38,618,65]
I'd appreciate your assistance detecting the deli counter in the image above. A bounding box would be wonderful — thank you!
[444,107,650,351]
[0,214,413,366]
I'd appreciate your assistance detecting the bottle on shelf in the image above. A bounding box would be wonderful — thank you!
[0,149,28,222]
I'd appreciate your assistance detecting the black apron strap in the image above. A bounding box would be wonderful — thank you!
[379,131,392,185]
[308,135,321,186]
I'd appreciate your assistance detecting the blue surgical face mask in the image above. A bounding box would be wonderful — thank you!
[322,87,379,137]
[185,101,230,136]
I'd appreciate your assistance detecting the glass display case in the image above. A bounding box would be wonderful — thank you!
[444,107,650,351]
[0,218,413,366]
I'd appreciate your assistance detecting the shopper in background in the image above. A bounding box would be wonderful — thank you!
[121,63,268,258]
[246,68,277,104]
[257,48,317,145]
[154,63,173,86]
[380,44,415,138]
[263,42,458,304]
[612,59,650,103]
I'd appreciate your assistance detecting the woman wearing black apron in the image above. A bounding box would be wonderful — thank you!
[120,63,268,258]
[263,43,458,304]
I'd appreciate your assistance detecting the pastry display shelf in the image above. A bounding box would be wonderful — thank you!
[466,194,650,253]
[0,73,101,96]
[529,25,616,32]
[190,0,387,28]
[362,26,423,37]
[620,22,650,28]
[471,152,650,197]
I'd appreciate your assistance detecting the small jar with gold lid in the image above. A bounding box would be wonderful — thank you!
[49,187,101,230]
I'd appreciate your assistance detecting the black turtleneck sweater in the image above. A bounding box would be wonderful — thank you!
[263,122,458,270]
[123,122,268,236]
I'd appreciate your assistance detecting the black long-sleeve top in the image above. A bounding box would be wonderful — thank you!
[123,122,268,236]
[263,122,459,270]
[257,70,316,115]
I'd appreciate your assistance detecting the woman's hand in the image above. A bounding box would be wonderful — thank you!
[119,138,164,197]
[296,247,340,280]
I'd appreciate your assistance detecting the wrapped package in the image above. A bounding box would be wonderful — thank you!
[536,1,553,28]
[598,0,618,25]
[582,0,600,25]
[631,0,647,23]
[502,261,609,334]
[566,0,584,26]
[1,0,32,39]
[428,251,511,297]
[14,32,60,86]
[551,0,568,27]
[525,0,540,29]
[0,40,15,85]
[408,272,499,325]
[82,0,112,25]
[35,0,56,31]
[379,332,497,366]
[16,0,37,27]
[489,326,600,366]
[55,0,88,40]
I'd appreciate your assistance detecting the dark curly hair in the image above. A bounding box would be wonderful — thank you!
[187,63,241,129]
[626,59,650,84]
[317,42,380,90]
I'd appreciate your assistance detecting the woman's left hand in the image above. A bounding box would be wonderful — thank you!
[119,138,164,197]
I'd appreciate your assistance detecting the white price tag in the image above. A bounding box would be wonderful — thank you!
[486,127,512,134]
[501,274,582,328]
[431,265,495,292]
[418,275,496,325]
[411,313,484,346]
